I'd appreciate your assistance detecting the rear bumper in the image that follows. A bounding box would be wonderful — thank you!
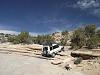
[42,52,52,56]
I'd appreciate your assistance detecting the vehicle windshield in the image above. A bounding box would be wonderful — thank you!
[53,45,59,49]
[43,47,48,51]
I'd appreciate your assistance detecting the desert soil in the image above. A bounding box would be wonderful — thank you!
[0,52,84,75]
[0,43,99,75]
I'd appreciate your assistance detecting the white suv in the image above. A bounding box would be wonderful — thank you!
[42,44,64,57]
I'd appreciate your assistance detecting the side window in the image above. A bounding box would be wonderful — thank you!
[50,47,52,51]
[43,47,48,51]
[53,45,59,49]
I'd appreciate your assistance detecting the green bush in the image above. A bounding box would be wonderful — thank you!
[60,38,67,46]
[13,37,21,44]
[18,32,30,43]
[8,37,15,42]
[96,30,100,37]
[74,57,83,65]
[71,24,100,49]
[60,30,68,46]
[35,35,54,45]
[62,30,68,35]
[87,35,99,49]
[85,24,96,37]
[71,28,86,49]
[8,31,32,44]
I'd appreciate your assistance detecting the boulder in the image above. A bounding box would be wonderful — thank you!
[71,50,100,59]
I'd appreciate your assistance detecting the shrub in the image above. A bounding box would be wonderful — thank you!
[96,30,100,37]
[87,35,99,49]
[71,24,100,49]
[60,38,67,46]
[18,32,30,43]
[85,24,96,37]
[62,30,68,35]
[8,31,32,44]
[35,35,54,45]
[60,30,68,46]
[13,37,20,44]
[74,57,83,65]
[71,28,86,49]
[8,37,15,42]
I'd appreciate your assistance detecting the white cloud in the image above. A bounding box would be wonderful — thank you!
[29,32,40,36]
[0,30,40,36]
[72,0,100,17]
[75,0,100,9]
[0,30,19,35]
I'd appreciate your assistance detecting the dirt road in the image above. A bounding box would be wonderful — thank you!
[0,52,84,75]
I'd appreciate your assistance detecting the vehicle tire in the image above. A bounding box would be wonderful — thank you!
[62,47,64,51]
[43,50,47,54]
[51,53,55,58]
[42,50,47,57]
[42,53,45,56]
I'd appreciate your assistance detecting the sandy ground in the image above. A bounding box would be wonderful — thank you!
[0,43,99,75]
[0,53,84,75]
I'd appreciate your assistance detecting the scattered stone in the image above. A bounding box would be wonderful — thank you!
[65,64,72,70]
[51,60,63,65]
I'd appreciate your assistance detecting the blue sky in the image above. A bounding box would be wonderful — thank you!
[0,0,100,35]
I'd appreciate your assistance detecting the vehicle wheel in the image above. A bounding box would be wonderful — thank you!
[41,53,45,56]
[42,50,47,57]
[52,53,55,58]
[62,47,64,51]
[59,50,61,52]
[43,50,47,54]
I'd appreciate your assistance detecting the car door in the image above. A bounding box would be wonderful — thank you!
[52,45,59,53]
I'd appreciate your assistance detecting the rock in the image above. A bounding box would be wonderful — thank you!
[57,52,68,56]
[71,50,100,59]
[65,64,72,70]
[51,60,63,65]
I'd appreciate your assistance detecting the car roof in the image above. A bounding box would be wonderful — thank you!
[43,44,58,47]
[43,46,49,47]
[52,44,58,46]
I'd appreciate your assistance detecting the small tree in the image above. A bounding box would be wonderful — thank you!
[96,30,100,47]
[71,28,86,49]
[60,38,67,46]
[8,31,31,44]
[71,24,99,49]
[87,35,100,49]
[8,36,15,42]
[18,32,30,44]
[85,24,96,38]
[60,30,68,46]
[35,35,54,45]
[62,30,68,35]
[84,25,99,49]
[13,37,21,44]
[96,30,100,37]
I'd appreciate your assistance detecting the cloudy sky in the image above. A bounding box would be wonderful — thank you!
[0,0,100,35]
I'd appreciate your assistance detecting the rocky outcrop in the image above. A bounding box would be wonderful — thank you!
[71,50,100,59]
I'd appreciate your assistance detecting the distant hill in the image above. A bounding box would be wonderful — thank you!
[52,31,73,44]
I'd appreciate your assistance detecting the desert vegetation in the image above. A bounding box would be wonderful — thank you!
[8,32,31,44]
[60,30,69,45]
[7,32,55,45]
[0,24,100,50]
[71,24,100,49]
